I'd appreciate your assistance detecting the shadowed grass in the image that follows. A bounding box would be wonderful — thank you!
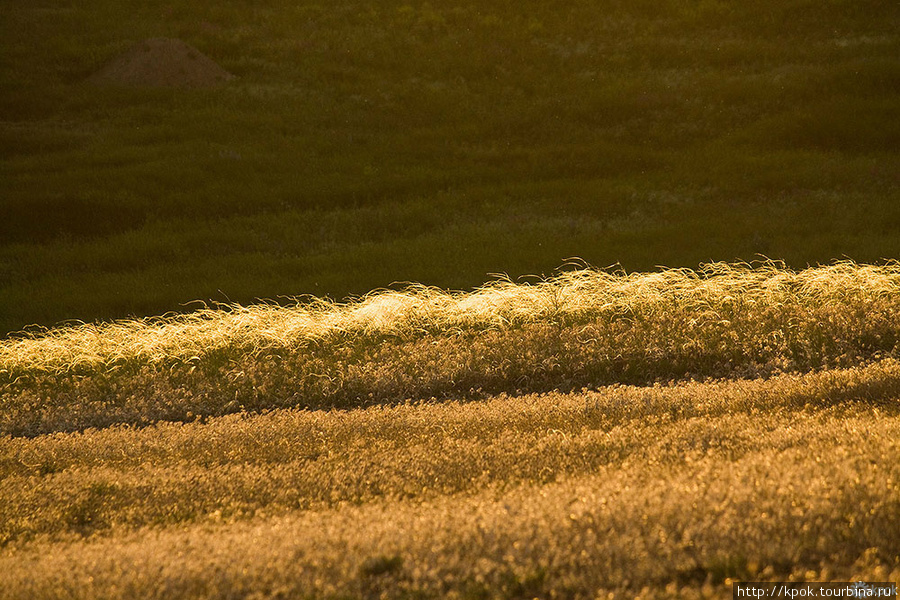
[2,0,898,334]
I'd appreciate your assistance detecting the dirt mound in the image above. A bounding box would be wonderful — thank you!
[87,38,235,89]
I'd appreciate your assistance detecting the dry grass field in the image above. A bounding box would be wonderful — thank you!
[2,262,899,598]
[4,0,899,596]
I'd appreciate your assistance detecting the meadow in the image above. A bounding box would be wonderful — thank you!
[3,0,900,597]
[2,263,900,598]
[1,0,899,334]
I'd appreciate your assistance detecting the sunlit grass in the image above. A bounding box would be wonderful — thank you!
[2,262,899,437]
[4,261,898,375]
[2,262,899,597]
[2,360,899,598]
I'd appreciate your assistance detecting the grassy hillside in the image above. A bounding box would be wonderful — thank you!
[3,367,900,599]
[3,0,900,594]
[3,262,899,435]
[1,263,900,598]
[2,0,899,334]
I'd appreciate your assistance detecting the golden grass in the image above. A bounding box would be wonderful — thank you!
[3,262,899,436]
[2,262,899,598]
[3,261,898,376]
[1,361,899,598]
[3,465,899,600]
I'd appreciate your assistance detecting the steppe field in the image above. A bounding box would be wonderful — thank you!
[2,0,900,598]
[3,263,900,598]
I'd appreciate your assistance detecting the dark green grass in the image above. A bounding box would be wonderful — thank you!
[2,0,899,334]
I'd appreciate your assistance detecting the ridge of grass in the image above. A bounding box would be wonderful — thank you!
[2,262,899,436]
[5,261,899,374]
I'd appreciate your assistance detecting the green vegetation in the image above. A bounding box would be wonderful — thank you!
[1,264,900,597]
[2,0,899,334]
[3,0,900,596]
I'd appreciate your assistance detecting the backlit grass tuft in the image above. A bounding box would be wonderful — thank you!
[3,261,898,376]
[2,262,899,436]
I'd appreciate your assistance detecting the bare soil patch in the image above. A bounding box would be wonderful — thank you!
[87,38,235,89]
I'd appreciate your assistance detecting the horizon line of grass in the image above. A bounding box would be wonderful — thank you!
[3,260,900,436]
[3,260,899,378]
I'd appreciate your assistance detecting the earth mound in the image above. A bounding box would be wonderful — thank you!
[87,38,235,89]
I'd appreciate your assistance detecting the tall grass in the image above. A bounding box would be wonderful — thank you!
[2,361,899,598]
[4,261,898,375]
[2,262,899,598]
[2,262,899,436]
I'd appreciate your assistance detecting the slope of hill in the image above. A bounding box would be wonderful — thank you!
[1,264,899,598]
[2,0,899,334]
